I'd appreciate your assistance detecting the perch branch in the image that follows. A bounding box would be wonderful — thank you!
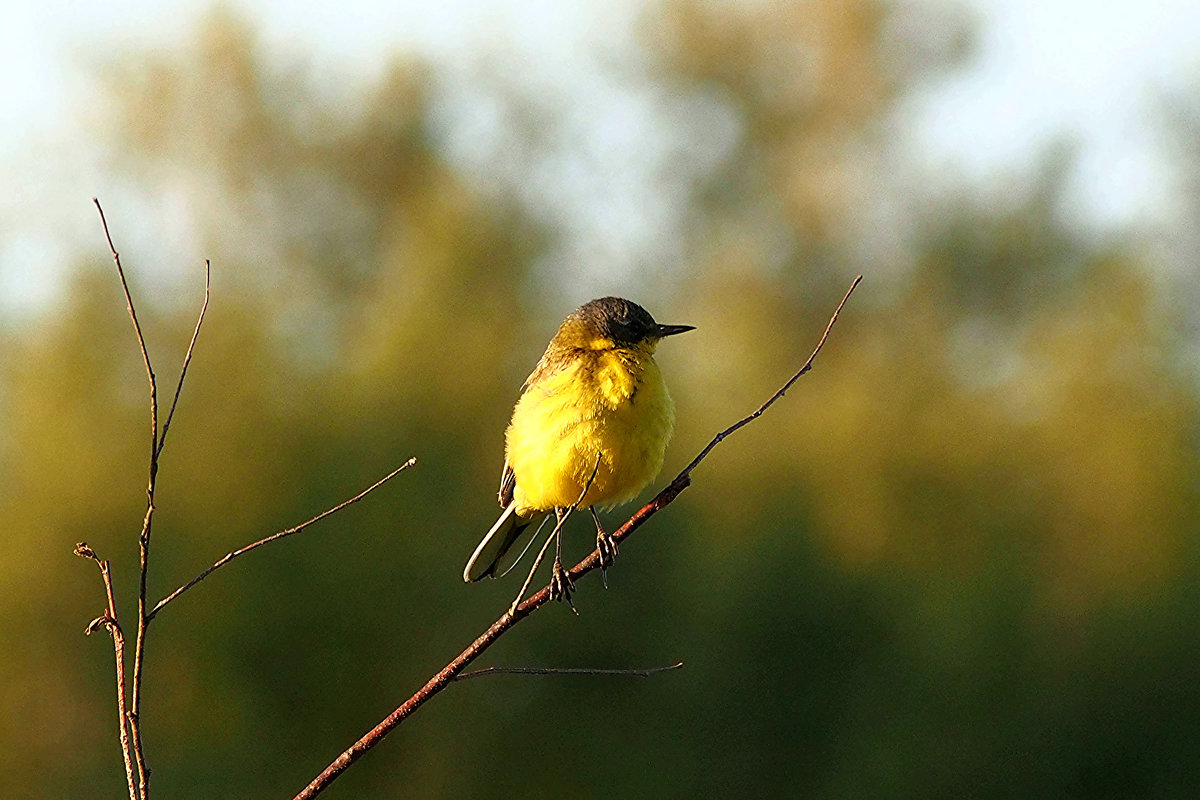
[292,275,862,800]
[148,458,418,619]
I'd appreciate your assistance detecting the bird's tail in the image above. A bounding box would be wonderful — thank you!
[463,502,547,582]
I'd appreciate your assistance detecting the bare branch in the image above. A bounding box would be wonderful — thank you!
[292,276,862,800]
[76,544,141,800]
[454,662,684,681]
[148,458,418,620]
[86,201,420,800]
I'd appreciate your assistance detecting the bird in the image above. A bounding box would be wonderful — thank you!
[463,297,693,606]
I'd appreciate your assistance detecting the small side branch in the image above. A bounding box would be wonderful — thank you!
[510,452,601,613]
[148,458,418,620]
[159,259,210,449]
[292,275,862,800]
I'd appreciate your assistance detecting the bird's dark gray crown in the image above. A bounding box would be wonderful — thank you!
[571,297,658,345]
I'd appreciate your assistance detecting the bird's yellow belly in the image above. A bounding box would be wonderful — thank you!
[506,354,675,513]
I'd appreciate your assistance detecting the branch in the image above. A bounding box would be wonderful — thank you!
[292,275,862,800]
[76,543,141,800]
[454,662,684,681]
[148,458,418,620]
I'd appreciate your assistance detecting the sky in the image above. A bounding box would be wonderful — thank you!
[1,0,1199,316]
[905,0,1200,227]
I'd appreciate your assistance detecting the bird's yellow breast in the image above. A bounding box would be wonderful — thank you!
[505,347,675,513]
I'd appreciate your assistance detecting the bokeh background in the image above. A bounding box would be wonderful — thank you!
[4,1,1200,797]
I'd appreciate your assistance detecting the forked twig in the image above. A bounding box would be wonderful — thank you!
[148,458,418,619]
[292,275,863,800]
[84,201,422,800]
[97,198,214,800]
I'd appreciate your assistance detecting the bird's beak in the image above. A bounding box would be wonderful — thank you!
[655,323,695,338]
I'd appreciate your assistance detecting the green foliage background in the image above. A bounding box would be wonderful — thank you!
[4,3,1200,797]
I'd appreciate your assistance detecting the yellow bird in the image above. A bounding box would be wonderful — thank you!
[463,297,693,603]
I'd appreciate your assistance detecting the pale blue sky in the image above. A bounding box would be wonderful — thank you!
[906,0,1199,225]
[2,0,1198,315]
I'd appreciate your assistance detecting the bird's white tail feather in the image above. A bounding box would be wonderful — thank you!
[463,502,546,582]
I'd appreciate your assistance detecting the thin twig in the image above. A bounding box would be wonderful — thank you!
[159,259,210,451]
[511,526,558,617]
[148,458,418,620]
[292,276,862,800]
[454,662,684,681]
[94,198,158,456]
[510,453,601,613]
[76,543,141,800]
[675,274,862,479]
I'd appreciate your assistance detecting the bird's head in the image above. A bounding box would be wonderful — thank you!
[557,297,694,352]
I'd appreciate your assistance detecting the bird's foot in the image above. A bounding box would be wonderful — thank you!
[596,529,619,588]
[549,559,577,613]
[596,529,619,570]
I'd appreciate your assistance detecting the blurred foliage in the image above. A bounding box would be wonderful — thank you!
[4,2,1200,798]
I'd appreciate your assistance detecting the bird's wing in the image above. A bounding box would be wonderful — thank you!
[523,345,578,391]
[496,349,577,508]
[498,459,515,507]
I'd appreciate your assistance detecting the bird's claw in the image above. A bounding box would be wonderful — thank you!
[596,529,619,571]
[549,560,577,613]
